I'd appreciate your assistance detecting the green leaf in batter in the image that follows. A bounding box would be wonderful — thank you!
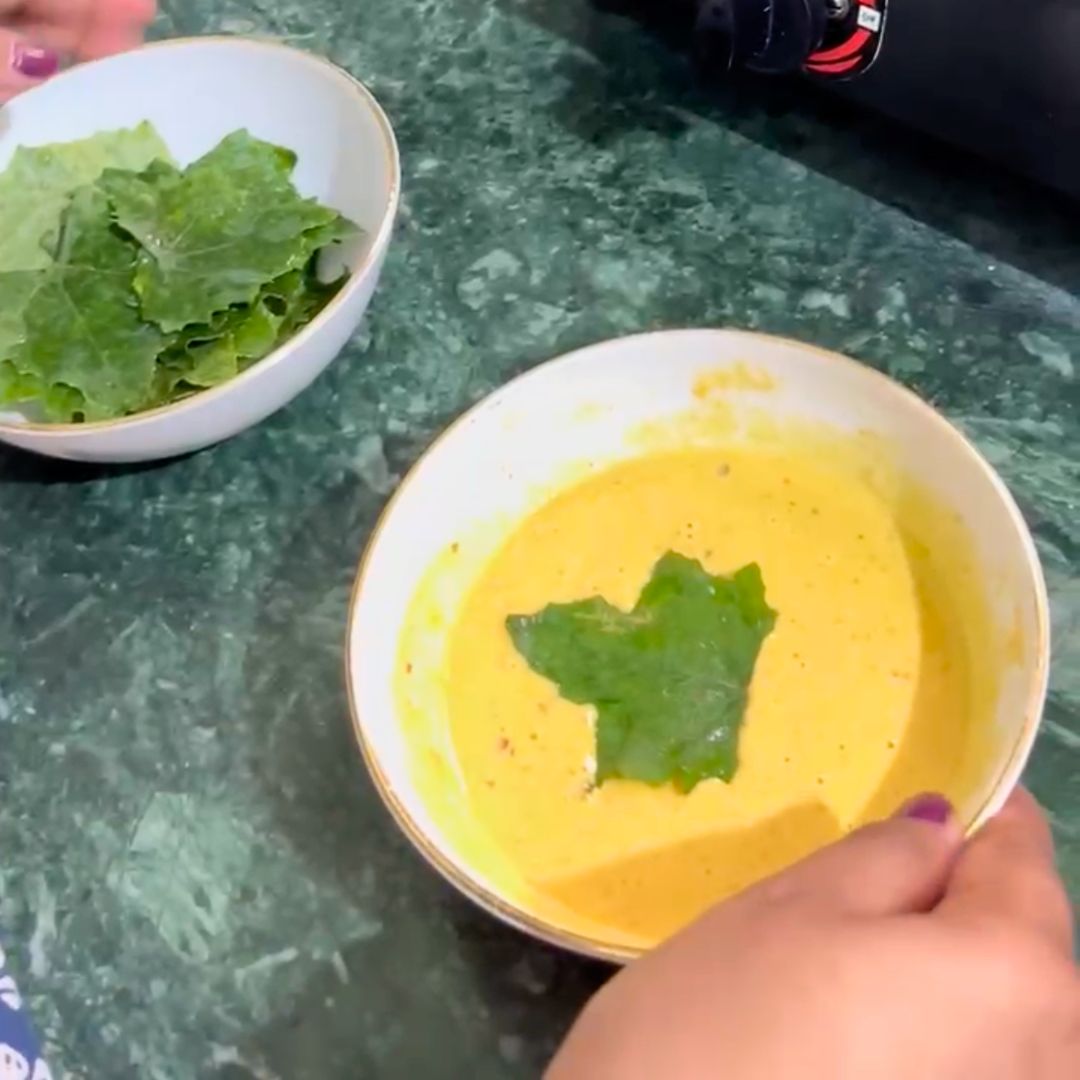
[507,553,777,793]
[100,130,355,332]
[0,121,170,273]
[2,187,165,421]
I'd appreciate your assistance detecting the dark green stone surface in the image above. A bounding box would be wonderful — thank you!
[1,1,1078,1075]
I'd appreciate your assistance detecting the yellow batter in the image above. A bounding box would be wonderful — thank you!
[400,445,997,950]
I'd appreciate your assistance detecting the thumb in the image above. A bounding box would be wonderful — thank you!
[746,793,964,916]
[936,787,1074,954]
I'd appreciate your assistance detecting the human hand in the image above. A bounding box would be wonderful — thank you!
[550,789,1079,1079]
[1,0,154,103]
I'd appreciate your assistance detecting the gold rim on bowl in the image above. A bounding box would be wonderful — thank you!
[343,329,1051,962]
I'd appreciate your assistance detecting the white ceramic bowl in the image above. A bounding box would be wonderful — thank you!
[346,329,1049,961]
[0,38,400,462]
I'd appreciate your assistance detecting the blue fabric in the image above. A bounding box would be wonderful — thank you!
[0,943,50,1080]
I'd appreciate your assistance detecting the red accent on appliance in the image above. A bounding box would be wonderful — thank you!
[807,56,862,74]
[808,27,872,64]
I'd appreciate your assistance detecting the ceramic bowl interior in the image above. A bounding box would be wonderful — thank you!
[346,329,1049,960]
[0,37,399,461]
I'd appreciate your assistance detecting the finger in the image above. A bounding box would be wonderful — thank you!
[11,0,153,60]
[74,22,148,62]
[0,32,61,103]
[1,0,90,54]
[937,787,1074,954]
[745,792,965,916]
[74,0,155,60]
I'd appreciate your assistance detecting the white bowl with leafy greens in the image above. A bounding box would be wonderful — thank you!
[0,38,399,462]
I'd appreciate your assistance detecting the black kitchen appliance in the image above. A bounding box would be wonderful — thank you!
[684,0,1080,199]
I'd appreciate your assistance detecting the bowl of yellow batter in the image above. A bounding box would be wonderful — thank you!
[345,329,1048,960]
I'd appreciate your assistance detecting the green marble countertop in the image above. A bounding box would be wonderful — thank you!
[2,0,1079,1075]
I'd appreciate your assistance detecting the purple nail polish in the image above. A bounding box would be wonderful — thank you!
[901,792,953,825]
[11,43,60,80]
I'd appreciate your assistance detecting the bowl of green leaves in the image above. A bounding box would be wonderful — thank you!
[0,37,400,462]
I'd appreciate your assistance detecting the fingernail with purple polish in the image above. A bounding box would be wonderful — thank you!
[901,792,953,825]
[11,43,60,80]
